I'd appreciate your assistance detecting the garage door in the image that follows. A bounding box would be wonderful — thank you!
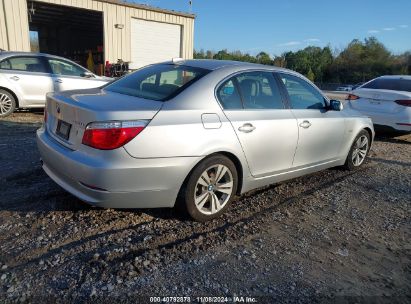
[130,19,182,70]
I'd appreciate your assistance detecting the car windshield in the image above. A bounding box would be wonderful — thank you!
[362,78,411,92]
[104,64,210,101]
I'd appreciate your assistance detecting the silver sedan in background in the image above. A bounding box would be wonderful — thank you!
[37,60,374,221]
[0,51,112,117]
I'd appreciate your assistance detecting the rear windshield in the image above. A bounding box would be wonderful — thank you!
[362,78,411,92]
[104,64,210,101]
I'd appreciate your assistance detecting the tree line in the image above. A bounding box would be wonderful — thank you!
[194,37,411,85]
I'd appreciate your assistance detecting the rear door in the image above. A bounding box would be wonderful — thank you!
[0,55,53,106]
[277,72,346,168]
[45,57,106,92]
[218,71,298,178]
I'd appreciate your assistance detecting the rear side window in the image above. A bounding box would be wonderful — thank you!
[279,73,325,109]
[105,64,210,101]
[0,56,47,73]
[236,72,284,109]
[362,78,411,92]
[216,71,285,110]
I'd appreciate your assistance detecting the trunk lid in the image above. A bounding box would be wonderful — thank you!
[351,88,411,113]
[45,88,163,150]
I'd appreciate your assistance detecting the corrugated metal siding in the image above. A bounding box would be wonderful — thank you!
[0,0,30,51]
[28,0,194,63]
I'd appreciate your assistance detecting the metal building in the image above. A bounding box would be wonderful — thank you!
[0,0,194,72]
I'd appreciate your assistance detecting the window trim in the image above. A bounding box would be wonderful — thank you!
[214,69,288,111]
[0,55,50,74]
[275,71,330,110]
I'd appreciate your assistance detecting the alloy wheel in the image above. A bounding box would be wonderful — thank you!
[194,164,233,215]
[0,93,13,115]
[351,135,368,166]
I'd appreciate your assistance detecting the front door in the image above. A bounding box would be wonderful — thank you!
[277,72,346,168]
[45,57,105,92]
[217,71,298,178]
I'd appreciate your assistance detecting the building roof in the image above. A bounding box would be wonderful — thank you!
[99,0,195,19]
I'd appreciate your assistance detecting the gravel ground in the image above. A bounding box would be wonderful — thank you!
[0,111,410,303]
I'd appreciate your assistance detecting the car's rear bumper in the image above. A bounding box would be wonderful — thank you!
[371,111,411,132]
[36,127,201,208]
[348,103,411,132]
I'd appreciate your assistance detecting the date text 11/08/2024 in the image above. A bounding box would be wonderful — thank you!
[149,296,258,303]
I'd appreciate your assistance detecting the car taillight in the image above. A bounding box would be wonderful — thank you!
[82,120,149,150]
[394,100,411,107]
[346,94,359,100]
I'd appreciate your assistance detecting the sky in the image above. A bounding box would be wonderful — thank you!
[131,0,411,55]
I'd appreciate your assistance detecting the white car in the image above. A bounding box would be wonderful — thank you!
[336,85,353,92]
[347,75,411,132]
[0,51,112,117]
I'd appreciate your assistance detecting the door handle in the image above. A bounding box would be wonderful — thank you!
[55,79,63,83]
[10,76,19,81]
[238,123,256,133]
[299,120,311,128]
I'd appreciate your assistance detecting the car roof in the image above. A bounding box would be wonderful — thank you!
[377,75,411,80]
[162,59,292,73]
[0,51,69,61]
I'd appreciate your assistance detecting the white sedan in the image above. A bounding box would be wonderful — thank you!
[346,75,411,132]
[0,51,112,117]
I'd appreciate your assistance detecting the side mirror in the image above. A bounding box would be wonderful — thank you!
[81,72,95,78]
[329,99,343,111]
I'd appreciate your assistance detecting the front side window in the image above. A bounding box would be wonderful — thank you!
[47,58,87,77]
[105,64,210,101]
[216,79,242,109]
[362,78,411,92]
[236,72,284,109]
[0,56,47,73]
[279,73,325,110]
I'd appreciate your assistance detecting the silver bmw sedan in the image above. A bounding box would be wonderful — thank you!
[36,59,374,221]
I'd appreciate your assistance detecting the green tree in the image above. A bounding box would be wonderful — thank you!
[193,37,410,84]
[307,68,315,82]
[256,52,273,65]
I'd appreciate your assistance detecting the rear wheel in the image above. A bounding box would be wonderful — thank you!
[181,155,238,222]
[0,89,16,117]
[344,130,370,170]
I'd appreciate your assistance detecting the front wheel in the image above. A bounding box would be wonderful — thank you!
[181,155,238,222]
[344,130,370,170]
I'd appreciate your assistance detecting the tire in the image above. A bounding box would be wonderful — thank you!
[180,154,238,222]
[344,130,371,170]
[0,89,16,117]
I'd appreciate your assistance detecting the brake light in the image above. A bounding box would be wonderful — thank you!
[346,94,359,100]
[82,120,149,150]
[394,100,411,107]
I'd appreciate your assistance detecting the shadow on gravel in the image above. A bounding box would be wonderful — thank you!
[14,108,44,115]
[106,165,375,266]
[4,165,374,273]
[374,129,411,145]
[368,157,411,167]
